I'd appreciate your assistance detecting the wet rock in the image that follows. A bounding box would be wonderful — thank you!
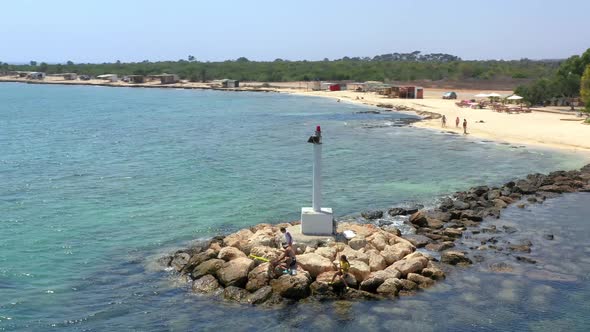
[421,266,445,280]
[404,234,432,248]
[192,274,220,293]
[453,200,470,210]
[514,180,536,194]
[192,259,225,279]
[460,210,483,221]
[296,253,335,278]
[508,244,531,253]
[426,211,452,222]
[360,275,386,292]
[409,211,428,227]
[426,218,444,229]
[310,281,334,296]
[527,197,538,203]
[158,255,173,267]
[439,197,454,211]
[441,251,472,265]
[342,288,382,300]
[488,262,515,273]
[349,260,371,282]
[515,256,537,264]
[171,252,191,272]
[270,273,312,300]
[247,285,273,305]
[386,254,427,277]
[397,279,418,291]
[425,241,454,252]
[492,199,508,209]
[216,257,255,288]
[218,246,247,261]
[223,286,250,302]
[502,226,518,234]
[442,228,463,238]
[472,186,489,196]
[407,273,434,288]
[517,204,527,209]
[361,210,383,220]
[181,249,218,274]
[543,234,554,240]
[537,191,561,199]
[388,208,409,217]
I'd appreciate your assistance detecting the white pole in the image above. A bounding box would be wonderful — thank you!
[312,142,322,212]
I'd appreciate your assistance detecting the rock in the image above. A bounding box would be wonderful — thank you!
[270,274,311,300]
[340,246,370,264]
[381,244,412,265]
[472,186,489,196]
[426,218,444,229]
[158,255,173,267]
[421,267,445,280]
[409,211,428,227]
[247,285,273,305]
[342,288,382,300]
[527,197,538,203]
[368,250,387,271]
[397,279,418,291]
[310,281,334,296]
[517,204,527,209]
[361,210,383,220]
[489,262,515,273]
[249,246,282,262]
[442,228,463,238]
[514,180,536,194]
[386,257,426,277]
[404,234,432,248]
[348,236,367,250]
[426,211,452,222]
[223,286,250,302]
[516,256,537,264]
[360,276,385,292]
[543,234,554,240]
[381,225,402,236]
[245,262,270,292]
[171,252,191,272]
[296,253,335,278]
[441,251,472,265]
[492,199,508,209]
[247,229,279,248]
[487,189,501,200]
[407,273,434,288]
[223,229,254,252]
[376,278,402,295]
[192,274,220,293]
[425,241,454,252]
[453,200,470,210]
[181,249,218,274]
[192,259,225,279]
[366,233,389,251]
[216,257,255,288]
[460,210,483,221]
[314,247,337,260]
[348,260,371,282]
[509,244,531,253]
[502,226,518,234]
[218,246,247,261]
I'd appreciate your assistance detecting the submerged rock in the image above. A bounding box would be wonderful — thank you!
[441,251,472,265]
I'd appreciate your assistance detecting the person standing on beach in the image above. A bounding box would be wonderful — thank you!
[441,115,447,128]
[455,116,460,128]
[463,119,468,134]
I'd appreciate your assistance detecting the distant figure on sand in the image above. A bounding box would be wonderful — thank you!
[455,116,460,128]
[329,255,351,289]
[463,119,468,134]
[441,115,446,128]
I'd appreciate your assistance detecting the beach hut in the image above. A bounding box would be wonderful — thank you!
[221,79,239,88]
[97,74,118,82]
[63,73,77,80]
[159,74,179,84]
[307,81,321,91]
[128,75,145,83]
[347,82,367,92]
[26,72,46,80]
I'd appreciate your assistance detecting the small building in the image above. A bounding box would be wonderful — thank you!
[320,82,342,91]
[307,81,321,91]
[97,74,118,82]
[128,75,145,84]
[63,73,77,80]
[159,74,179,84]
[391,86,424,99]
[27,72,46,80]
[221,79,239,88]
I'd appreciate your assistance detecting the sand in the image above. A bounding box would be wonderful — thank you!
[2,76,589,152]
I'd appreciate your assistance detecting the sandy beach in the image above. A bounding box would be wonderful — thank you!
[2,77,589,152]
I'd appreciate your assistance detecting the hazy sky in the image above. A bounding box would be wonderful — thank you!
[2,0,589,63]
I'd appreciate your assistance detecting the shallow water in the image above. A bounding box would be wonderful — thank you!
[0,83,588,331]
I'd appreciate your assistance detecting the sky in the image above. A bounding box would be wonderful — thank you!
[1,0,589,63]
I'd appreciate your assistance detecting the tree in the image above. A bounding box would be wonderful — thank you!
[39,62,48,72]
[66,60,74,66]
[188,55,195,62]
[30,60,37,66]
[581,64,590,113]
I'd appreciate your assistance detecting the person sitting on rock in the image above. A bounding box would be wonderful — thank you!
[272,244,297,276]
[329,255,350,289]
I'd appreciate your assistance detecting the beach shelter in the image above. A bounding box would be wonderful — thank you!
[507,95,523,100]
[487,93,502,98]
[474,93,489,98]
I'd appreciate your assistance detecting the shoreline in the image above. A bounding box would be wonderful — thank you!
[3,78,590,153]
[164,164,590,305]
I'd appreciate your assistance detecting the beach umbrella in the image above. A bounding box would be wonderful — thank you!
[487,93,502,98]
[474,93,489,98]
[507,95,523,100]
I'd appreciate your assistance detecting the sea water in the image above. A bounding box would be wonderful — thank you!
[0,83,588,331]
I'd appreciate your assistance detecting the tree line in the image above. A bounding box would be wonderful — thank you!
[514,48,590,110]
[1,51,560,84]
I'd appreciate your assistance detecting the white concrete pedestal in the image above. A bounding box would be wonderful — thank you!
[301,207,333,235]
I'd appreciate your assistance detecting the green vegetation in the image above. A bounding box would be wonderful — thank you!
[581,64,590,113]
[1,51,559,84]
[515,48,590,106]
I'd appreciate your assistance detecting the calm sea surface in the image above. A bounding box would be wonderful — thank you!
[0,83,588,331]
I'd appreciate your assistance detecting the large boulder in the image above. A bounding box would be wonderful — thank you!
[425,241,454,252]
[441,251,472,265]
[348,236,367,250]
[296,253,335,278]
[368,250,387,271]
[247,285,273,305]
[247,229,278,248]
[361,210,383,220]
[404,234,432,248]
[397,279,418,291]
[191,274,220,293]
[223,229,254,252]
[376,278,402,295]
[314,247,337,260]
[359,270,399,292]
[340,246,369,264]
[192,259,225,279]
[249,246,282,262]
[270,273,311,300]
[216,257,255,288]
[386,253,428,277]
[426,218,444,229]
[245,262,271,292]
[181,249,217,273]
[422,266,446,280]
[380,243,412,265]
[366,233,389,251]
[218,246,247,261]
[348,260,371,282]
[453,200,470,210]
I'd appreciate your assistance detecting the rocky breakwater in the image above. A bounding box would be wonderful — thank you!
[161,222,448,305]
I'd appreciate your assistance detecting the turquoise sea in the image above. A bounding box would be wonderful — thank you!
[1,83,589,331]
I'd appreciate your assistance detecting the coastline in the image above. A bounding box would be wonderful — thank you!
[3,77,590,154]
